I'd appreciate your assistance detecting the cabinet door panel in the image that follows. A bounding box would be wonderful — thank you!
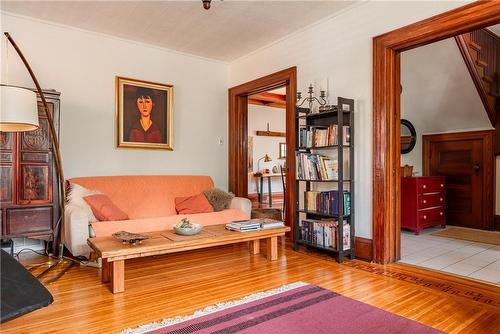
[21,118,50,151]
[18,165,51,204]
[6,207,52,235]
[1,166,13,203]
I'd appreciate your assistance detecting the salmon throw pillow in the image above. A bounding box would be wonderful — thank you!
[83,194,129,221]
[175,193,214,214]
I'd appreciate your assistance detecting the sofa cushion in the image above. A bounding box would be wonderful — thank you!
[91,209,248,237]
[68,175,214,219]
[67,184,100,223]
[175,194,214,214]
[84,194,129,221]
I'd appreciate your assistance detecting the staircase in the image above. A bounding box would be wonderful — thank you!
[456,29,500,153]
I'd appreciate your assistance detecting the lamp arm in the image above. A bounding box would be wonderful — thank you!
[4,32,66,258]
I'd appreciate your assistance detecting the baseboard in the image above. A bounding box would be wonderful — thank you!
[494,215,500,231]
[354,237,373,262]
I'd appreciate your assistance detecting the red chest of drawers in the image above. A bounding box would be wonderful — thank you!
[401,176,446,235]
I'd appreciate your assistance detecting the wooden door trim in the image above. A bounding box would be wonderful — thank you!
[422,130,494,231]
[228,67,297,236]
[373,1,500,264]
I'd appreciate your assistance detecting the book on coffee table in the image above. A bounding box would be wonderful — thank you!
[226,219,285,232]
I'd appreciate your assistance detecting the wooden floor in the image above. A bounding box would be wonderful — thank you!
[3,241,499,334]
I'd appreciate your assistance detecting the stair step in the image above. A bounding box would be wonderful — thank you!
[468,41,482,51]
[476,59,488,67]
[483,75,494,83]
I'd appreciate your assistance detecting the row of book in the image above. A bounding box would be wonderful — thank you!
[225,219,285,232]
[300,219,351,250]
[304,190,350,216]
[298,125,350,148]
[296,153,338,180]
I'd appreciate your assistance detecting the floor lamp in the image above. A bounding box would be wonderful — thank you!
[1,32,74,283]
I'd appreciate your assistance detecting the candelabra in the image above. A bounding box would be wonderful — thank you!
[296,84,327,113]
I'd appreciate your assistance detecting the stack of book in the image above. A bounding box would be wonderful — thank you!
[296,153,338,180]
[304,190,350,216]
[300,219,350,251]
[226,219,285,232]
[298,125,350,148]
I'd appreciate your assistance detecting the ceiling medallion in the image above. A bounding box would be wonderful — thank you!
[202,0,211,10]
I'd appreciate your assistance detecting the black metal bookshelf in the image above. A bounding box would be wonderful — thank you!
[293,97,355,263]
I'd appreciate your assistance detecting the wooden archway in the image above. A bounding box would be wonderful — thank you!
[372,1,500,263]
[228,67,297,233]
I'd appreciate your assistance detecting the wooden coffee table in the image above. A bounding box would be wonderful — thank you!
[87,224,290,293]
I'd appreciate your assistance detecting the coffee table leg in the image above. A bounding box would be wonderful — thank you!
[111,260,125,293]
[249,240,260,255]
[266,236,278,261]
[101,258,110,283]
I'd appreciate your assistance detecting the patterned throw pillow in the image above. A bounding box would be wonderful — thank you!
[203,188,234,212]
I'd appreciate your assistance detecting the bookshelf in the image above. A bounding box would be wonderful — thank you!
[293,97,355,263]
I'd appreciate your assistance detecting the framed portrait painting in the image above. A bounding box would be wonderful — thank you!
[116,76,173,150]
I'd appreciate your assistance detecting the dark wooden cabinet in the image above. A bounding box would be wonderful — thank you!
[1,90,60,251]
[401,176,446,235]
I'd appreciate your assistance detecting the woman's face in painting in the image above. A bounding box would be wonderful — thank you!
[136,96,153,117]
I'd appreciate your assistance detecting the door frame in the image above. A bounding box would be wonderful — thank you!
[372,1,500,264]
[422,130,494,231]
[228,67,297,234]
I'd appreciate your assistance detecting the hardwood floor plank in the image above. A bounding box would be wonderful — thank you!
[2,242,498,334]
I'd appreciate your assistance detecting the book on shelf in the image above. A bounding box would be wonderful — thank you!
[304,190,350,216]
[299,219,350,251]
[298,125,350,148]
[296,153,338,180]
[226,219,284,232]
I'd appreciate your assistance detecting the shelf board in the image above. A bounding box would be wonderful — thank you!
[298,210,351,218]
[297,240,353,255]
[296,145,351,151]
[296,179,351,183]
[297,109,350,120]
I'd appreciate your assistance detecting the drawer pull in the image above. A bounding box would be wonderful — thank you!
[423,215,427,219]
[440,197,443,202]
[440,212,443,216]
[440,184,444,187]
[423,185,427,189]
[423,200,427,204]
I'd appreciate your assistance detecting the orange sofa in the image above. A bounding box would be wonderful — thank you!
[64,175,251,257]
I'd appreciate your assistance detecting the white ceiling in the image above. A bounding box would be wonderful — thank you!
[0,1,357,62]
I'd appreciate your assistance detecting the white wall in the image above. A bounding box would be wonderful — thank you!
[1,13,230,188]
[247,104,286,194]
[401,38,492,175]
[229,1,470,238]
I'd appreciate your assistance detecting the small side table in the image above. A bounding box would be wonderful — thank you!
[254,172,284,207]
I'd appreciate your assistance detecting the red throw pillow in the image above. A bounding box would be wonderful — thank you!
[175,193,214,214]
[83,194,129,221]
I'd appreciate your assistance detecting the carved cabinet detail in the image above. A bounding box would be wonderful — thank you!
[0,90,60,250]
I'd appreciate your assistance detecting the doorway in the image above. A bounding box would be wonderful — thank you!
[228,67,297,230]
[247,88,287,211]
[372,1,500,264]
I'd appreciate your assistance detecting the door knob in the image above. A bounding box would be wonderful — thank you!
[473,163,480,176]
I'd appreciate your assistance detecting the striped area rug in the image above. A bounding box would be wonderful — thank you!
[120,282,442,334]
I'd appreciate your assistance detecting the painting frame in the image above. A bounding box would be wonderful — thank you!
[116,76,174,150]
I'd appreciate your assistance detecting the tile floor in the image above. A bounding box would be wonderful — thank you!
[399,227,500,285]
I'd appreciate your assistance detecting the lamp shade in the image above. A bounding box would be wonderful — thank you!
[0,85,39,132]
